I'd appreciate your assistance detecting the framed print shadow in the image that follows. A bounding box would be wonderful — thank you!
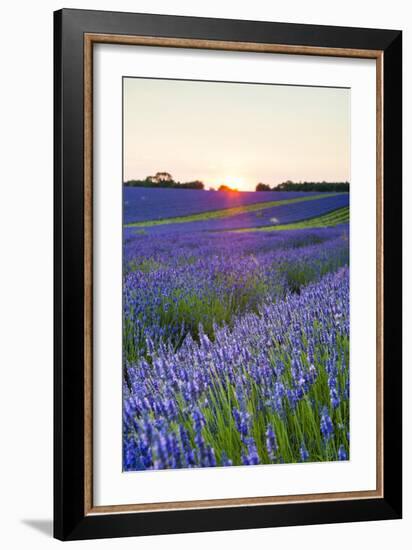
[54,8,402,541]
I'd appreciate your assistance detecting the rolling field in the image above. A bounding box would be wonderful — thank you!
[236,206,349,232]
[123,188,350,471]
[123,187,322,224]
[124,191,349,235]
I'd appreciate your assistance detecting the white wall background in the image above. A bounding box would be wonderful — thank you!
[0,0,408,548]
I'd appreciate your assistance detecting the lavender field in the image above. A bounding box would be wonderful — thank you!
[123,189,350,471]
[123,187,322,224]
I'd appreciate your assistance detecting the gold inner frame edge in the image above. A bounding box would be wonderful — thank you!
[83,33,384,515]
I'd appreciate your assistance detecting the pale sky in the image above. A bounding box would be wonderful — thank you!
[123,77,350,192]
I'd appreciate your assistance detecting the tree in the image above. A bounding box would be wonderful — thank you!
[277,180,350,192]
[124,174,206,190]
[182,180,204,190]
[147,171,173,184]
[218,184,238,192]
[256,183,271,192]
[192,180,204,190]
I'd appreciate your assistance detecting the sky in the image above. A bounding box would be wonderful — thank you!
[123,77,350,192]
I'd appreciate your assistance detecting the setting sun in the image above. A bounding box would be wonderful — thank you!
[219,176,247,192]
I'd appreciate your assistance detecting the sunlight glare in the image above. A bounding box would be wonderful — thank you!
[221,176,247,191]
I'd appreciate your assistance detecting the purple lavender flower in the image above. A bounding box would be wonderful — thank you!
[232,407,250,440]
[266,425,278,461]
[123,437,139,471]
[220,451,233,467]
[242,437,260,466]
[300,442,309,462]
[206,446,217,467]
[330,386,340,409]
[320,407,334,442]
[338,445,348,461]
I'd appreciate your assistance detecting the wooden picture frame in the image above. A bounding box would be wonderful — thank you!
[54,8,402,540]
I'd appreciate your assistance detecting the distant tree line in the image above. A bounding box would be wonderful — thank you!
[125,172,204,190]
[125,173,349,193]
[256,181,350,192]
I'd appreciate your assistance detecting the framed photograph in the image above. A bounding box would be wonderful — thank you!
[54,9,402,541]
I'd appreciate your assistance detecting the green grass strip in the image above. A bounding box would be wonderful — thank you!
[124,193,344,228]
[232,206,349,232]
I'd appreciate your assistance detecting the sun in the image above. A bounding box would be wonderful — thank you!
[221,175,246,191]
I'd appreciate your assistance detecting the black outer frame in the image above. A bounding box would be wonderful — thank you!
[54,8,402,541]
